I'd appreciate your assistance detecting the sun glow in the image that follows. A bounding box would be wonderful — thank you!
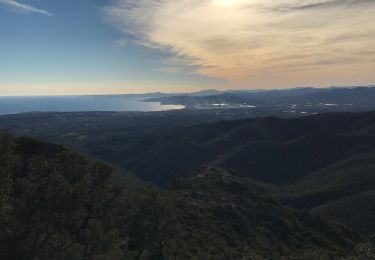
[107,0,375,89]
[212,0,249,6]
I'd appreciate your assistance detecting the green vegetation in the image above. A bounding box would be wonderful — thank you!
[86,111,375,186]
[1,132,374,259]
[278,151,375,237]
[0,131,123,259]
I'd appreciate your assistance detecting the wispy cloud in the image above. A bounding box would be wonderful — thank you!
[106,0,375,88]
[0,0,52,16]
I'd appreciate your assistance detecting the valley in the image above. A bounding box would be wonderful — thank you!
[1,108,375,242]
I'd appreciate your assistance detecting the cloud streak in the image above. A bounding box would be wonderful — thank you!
[106,0,375,88]
[0,0,52,16]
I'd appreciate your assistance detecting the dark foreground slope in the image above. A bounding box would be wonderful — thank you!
[0,132,124,259]
[1,133,374,259]
[156,167,372,259]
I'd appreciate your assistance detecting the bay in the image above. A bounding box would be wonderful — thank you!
[0,95,184,115]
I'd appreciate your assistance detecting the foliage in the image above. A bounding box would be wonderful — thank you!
[1,133,374,259]
[0,132,123,259]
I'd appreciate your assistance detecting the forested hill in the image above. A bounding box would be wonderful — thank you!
[92,111,375,186]
[1,133,374,259]
[87,111,375,239]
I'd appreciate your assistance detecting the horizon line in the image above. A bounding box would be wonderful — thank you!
[0,85,374,98]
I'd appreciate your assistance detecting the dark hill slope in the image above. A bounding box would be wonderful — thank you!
[311,190,375,238]
[92,111,375,185]
[0,133,125,259]
[89,111,375,238]
[2,134,374,259]
[276,151,375,236]
[281,152,375,209]
[152,167,372,259]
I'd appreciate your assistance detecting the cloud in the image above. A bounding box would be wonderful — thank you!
[0,0,52,16]
[105,0,375,88]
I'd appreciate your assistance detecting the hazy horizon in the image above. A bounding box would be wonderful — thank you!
[0,84,374,97]
[1,0,375,95]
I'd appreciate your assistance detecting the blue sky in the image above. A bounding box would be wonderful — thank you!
[0,0,221,95]
[0,0,374,95]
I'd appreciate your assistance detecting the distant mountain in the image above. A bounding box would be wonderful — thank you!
[145,86,375,108]
[188,89,224,96]
[275,87,375,105]
[145,92,250,107]
[83,89,225,100]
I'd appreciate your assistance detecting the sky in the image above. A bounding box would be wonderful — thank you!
[0,0,374,95]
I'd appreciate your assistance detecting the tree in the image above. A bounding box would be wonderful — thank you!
[0,133,124,259]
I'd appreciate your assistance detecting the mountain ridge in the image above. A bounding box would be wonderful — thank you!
[2,134,374,259]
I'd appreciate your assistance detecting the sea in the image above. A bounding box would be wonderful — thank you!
[0,95,184,115]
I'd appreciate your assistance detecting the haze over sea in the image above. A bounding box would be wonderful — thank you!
[0,96,184,115]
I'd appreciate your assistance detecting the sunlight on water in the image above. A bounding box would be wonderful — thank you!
[0,96,184,115]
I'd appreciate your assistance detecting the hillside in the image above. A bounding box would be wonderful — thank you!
[0,134,373,259]
[312,190,375,238]
[2,111,375,257]
[0,132,124,259]
[84,111,375,239]
[90,111,375,186]
[157,167,370,259]
[277,151,375,237]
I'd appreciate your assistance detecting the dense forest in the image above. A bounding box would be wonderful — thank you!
[1,131,375,259]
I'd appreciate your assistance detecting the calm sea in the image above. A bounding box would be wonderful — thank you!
[0,96,184,115]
